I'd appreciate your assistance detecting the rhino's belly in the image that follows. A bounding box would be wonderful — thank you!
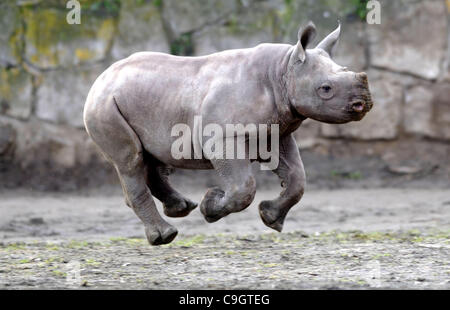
[131,125,213,169]
[145,143,214,169]
[165,158,214,170]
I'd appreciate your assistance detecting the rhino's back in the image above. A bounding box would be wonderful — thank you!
[96,43,292,109]
[92,48,260,126]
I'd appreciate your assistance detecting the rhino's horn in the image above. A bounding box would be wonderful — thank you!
[316,22,341,58]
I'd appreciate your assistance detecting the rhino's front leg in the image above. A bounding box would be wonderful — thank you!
[259,134,306,232]
[200,159,256,223]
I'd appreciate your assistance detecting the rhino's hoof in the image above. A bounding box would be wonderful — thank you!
[204,214,222,223]
[145,224,178,246]
[200,187,226,223]
[259,200,285,233]
[163,198,198,218]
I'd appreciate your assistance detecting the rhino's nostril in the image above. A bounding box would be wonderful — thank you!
[351,100,365,113]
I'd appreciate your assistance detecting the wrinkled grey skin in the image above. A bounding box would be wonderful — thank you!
[84,22,373,245]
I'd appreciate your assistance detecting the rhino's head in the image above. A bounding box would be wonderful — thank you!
[286,22,373,124]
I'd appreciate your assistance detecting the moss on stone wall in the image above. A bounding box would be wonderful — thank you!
[170,32,194,56]
[2,0,374,69]
[0,67,32,119]
[22,4,117,68]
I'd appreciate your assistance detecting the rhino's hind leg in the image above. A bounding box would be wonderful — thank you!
[144,158,197,217]
[200,159,256,222]
[84,96,177,245]
[259,134,305,232]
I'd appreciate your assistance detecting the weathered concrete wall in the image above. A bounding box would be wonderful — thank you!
[0,0,449,189]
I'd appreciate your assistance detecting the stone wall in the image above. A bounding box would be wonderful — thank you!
[0,0,449,190]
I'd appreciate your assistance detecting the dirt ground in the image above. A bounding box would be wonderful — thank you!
[0,188,449,289]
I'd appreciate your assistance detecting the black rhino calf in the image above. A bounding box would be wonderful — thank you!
[84,22,373,245]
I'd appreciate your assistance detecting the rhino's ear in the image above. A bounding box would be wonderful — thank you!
[316,22,341,57]
[294,21,317,62]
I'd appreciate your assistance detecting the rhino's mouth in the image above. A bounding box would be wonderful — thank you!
[347,91,373,120]
[351,100,365,113]
[349,73,373,119]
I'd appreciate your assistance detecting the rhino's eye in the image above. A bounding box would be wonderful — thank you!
[317,83,334,100]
